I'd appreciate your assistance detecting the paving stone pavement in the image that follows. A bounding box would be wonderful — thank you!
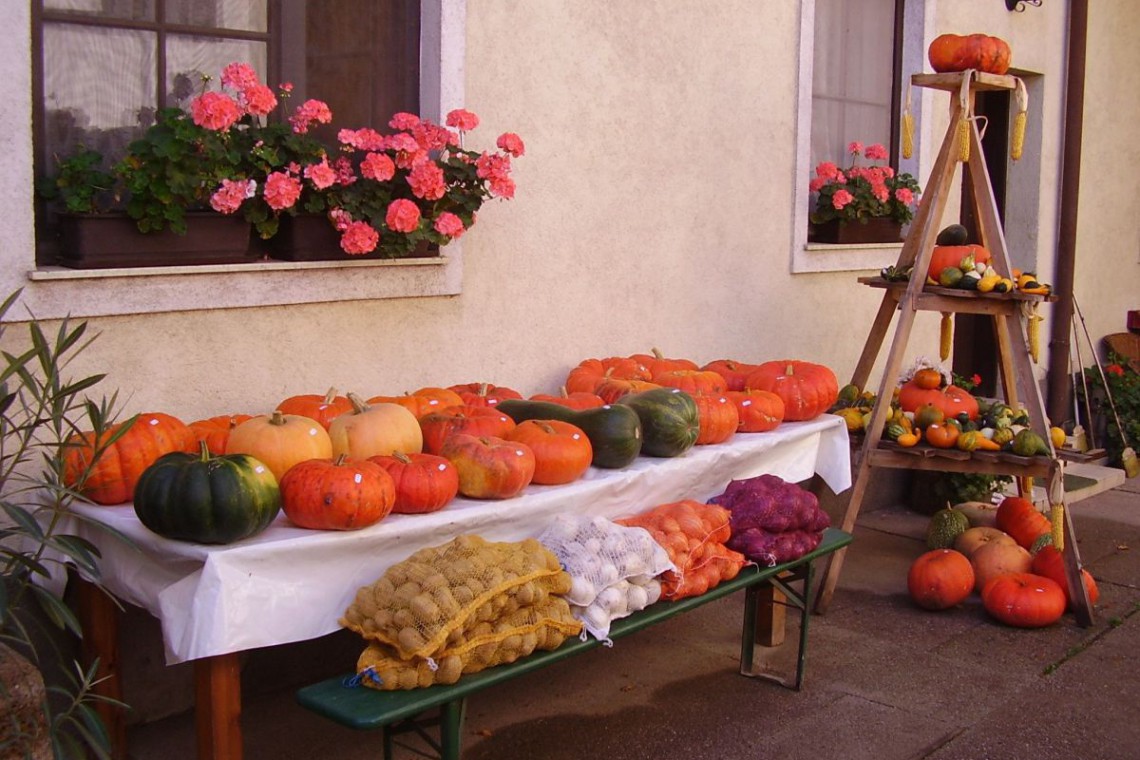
[125,476,1140,760]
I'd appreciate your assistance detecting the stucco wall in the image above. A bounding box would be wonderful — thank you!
[1,1,1136,424]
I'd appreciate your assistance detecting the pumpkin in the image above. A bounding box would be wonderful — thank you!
[928,33,1012,76]
[907,548,975,611]
[275,387,352,430]
[897,380,979,420]
[565,357,652,394]
[495,399,643,469]
[528,386,606,410]
[970,540,1032,593]
[726,389,785,433]
[326,393,423,460]
[744,361,839,421]
[446,382,524,408]
[628,348,699,376]
[133,442,281,544]
[365,393,444,420]
[368,451,459,514]
[651,368,728,396]
[702,359,759,392]
[1030,545,1100,610]
[953,526,1017,558]
[691,393,739,445]
[981,572,1066,628]
[188,414,254,456]
[408,386,465,408]
[418,405,517,455]
[279,455,396,530]
[64,412,197,505]
[504,419,593,485]
[913,368,943,390]
[995,496,1051,550]
[618,388,701,457]
[594,377,662,404]
[225,411,334,482]
[440,433,535,499]
[926,244,992,282]
[923,422,960,449]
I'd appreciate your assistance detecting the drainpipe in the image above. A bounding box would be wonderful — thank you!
[1046,0,1088,428]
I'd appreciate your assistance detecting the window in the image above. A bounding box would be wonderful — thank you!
[33,0,421,264]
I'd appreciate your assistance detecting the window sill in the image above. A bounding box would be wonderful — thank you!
[21,253,461,319]
[792,240,904,274]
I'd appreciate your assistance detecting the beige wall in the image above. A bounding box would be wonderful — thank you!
[2,1,1137,423]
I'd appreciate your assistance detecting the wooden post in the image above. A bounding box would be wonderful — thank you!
[74,577,127,760]
[195,653,243,760]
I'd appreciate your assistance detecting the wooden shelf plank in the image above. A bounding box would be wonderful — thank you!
[912,71,1018,92]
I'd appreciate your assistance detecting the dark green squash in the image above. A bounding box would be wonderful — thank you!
[935,223,969,246]
[133,442,282,544]
[495,399,642,469]
[616,388,700,457]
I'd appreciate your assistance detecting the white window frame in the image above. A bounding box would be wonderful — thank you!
[5,0,467,320]
[791,0,934,274]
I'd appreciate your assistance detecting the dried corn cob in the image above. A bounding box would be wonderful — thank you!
[1050,504,1065,552]
[939,312,953,361]
[902,86,914,159]
[957,118,970,162]
[1011,77,1028,161]
[1026,303,1043,363]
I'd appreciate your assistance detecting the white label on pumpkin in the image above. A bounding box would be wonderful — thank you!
[354,473,363,484]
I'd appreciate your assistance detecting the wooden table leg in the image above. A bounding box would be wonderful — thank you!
[194,653,243,760]
[74,577,127,760]
[754,582,787,647]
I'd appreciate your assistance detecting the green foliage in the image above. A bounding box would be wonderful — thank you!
[0,288,131,758]
[35,147,117,215]
[1079,352,1140,467]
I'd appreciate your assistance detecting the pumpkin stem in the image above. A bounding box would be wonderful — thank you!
[785,363,795,376]
[333,453,350,466]
[323,387,340,404]
[347,392,370,414]
[269,410,288,426]
[536,421,556,435]
[478,382,489,396]
[393,451,411,464]
[652,347,665,359]
[198,440,212,461]
[559,385,570,398]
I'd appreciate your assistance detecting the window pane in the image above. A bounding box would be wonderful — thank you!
[165,0,268,33]
[166,34,268,105]
[42,23,155,167]
[43,0,155,22]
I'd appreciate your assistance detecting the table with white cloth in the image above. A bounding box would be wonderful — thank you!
[67,415,852,760]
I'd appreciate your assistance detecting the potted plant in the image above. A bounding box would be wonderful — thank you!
[0,288,132,757]
[808,141,921,244]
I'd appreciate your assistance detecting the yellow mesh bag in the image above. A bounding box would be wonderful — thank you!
[340,534,572,661]
[355,596,582,691]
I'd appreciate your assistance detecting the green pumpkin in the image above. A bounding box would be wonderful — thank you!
[617,388,700,457]
[133,443,281,544]
[495,399,642,469]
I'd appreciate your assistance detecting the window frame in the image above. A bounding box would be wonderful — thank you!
[13,0,467,321]
[792,0,931,274]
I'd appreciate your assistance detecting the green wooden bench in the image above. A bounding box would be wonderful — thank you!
[296,527,852,760]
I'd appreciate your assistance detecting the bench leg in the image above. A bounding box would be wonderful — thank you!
[379,698,467,760]
[439,699,466,760]
[739,561,814,690]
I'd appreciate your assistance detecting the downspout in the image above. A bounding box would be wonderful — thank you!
[1046,0,1088,427]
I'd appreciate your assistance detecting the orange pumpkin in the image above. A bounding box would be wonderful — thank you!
[651,368,728,396]
[897,380,979,420]
[926,244,992,281]
[408,386,465,408]
[908,549,975,611]
[744,361,839,421]
[504,419,592,485]
[280,455,395,530]
[440,433,536,499]
[1031,545,1100,610]
[701,359,759,392]
[225,411,334,482]
[418,405,517,455]
[913,368,943,390]
[923,422,960,449]
[928,33,1012,76]
[64,412,197,505]
[565,357,652,394]
[971,540,1032,592]
[328,393,424,459]
[275,387,352,430]
[446,382,524,408]
[726,389,785,433]
[368,451,459,514]
[628,348,698,376]
[995,496,1051,550]
[691,393,739,445]
[593,377,662,404]
[528,387,606,410]
[188,414,254,456]
[981,573,1066,628]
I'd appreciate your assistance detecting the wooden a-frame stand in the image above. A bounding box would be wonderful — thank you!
[813,71,1094,625]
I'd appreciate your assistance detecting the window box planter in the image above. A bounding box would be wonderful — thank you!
[56,212,258,269]
[266,214,440,262]
[810,217,903,245]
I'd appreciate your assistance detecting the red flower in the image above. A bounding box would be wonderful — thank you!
[1106,364,1126,376]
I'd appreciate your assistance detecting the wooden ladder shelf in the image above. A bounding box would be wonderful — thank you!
[813,71,1095,625]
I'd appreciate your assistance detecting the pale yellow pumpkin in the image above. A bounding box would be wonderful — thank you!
[328,393,423,459]
[225,411,333,482]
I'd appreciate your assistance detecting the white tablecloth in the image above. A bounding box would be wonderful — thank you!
[61,416,851,664]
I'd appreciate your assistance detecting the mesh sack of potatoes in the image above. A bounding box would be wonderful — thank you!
[617,499,747,600]
[340,534,572,661]
[355,595,582,690]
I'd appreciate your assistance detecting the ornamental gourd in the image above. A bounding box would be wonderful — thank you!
[64,412,197,505]
[744,361,839,421]
[133,442,281,544]
[928,33,1012,76]
[926,244,992,281]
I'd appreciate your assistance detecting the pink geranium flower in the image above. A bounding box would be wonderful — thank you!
[360,152,396,182]
[863,143,888,161]
[289,99,332,134]
[445,108,480,131]
[340,221,379,254]
[894,187,915,205]
[263,171,302,210]
[433,212,465,239]
[476,152,511,182]
[210,179,254,214]
[831,189,854,210]
[389,112,421,131]
[190,91,241,131]
[221,62,260,91]
[496,132,525,157]
[385,199,421,233]
[408,161,446,200]
[847,141,864,155]
[304,158,337,190]
[241,84,278,117]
